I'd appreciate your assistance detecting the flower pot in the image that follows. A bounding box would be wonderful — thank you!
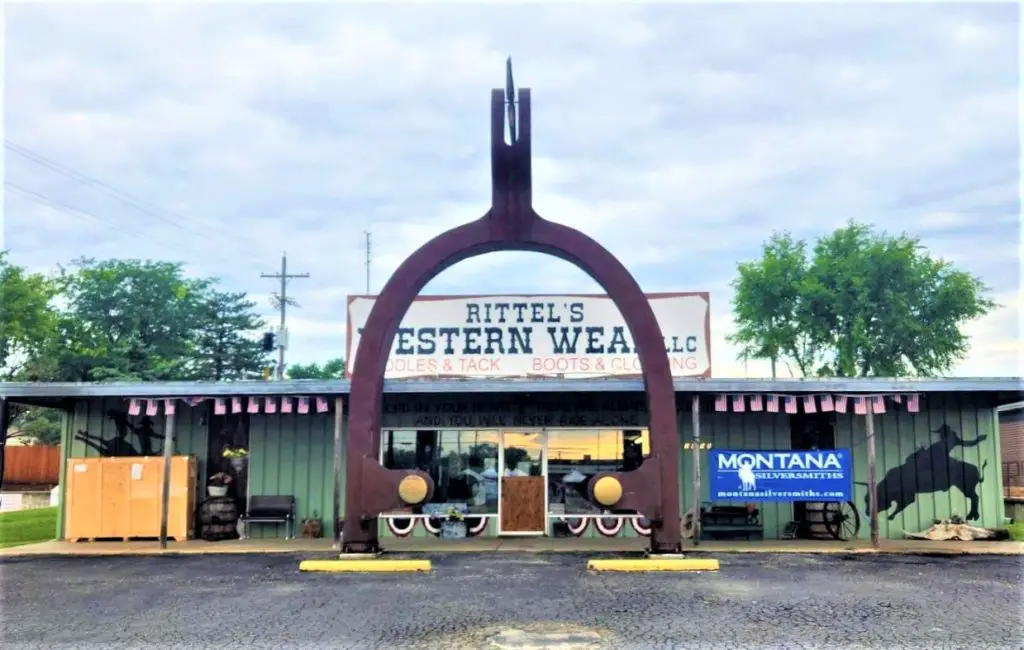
[208,485,228,498]
[229,457,247,473]
[440,520,467,539]
[301,518,323,539]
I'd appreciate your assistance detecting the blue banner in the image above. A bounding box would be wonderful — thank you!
[708,450,853,502]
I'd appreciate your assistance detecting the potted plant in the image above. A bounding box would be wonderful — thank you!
[439,506,467,539]
[208,472,233,498]
[301,510,323,539]
[223,448,248,472]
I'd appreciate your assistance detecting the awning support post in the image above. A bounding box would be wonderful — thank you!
[865,399,880,549]
[691,394,701,546]
[159,409,176,550]
[333,396,344,550]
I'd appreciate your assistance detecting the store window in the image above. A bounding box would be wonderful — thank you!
[547,429,649,515]
[381,429,500,515]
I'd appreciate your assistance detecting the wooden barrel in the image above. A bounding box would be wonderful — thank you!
[803,502,831,539]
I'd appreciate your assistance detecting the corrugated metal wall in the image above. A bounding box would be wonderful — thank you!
[245,411,344,539]
[56,393,1003,541]
[66,398,209,481]
[673,393,1002,540]
[678,409,793,539]
[836,393,1002,538]
[61,398,210,540]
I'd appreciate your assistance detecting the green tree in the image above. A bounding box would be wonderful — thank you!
[287,357,346,379]
[6,406,63,446]
[728,233,818,378]
[193,289,269,380]
[0,252,59,380]
[48,258,211,381]
[729,222,996,378]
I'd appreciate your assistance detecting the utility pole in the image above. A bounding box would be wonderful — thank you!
[261,252,310,380]
[364,231,372,295]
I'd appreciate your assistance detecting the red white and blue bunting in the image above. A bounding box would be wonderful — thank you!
[125,396,333,416]
[127,393,921,417]
[421,516,442,535]
[383,515,654,538]
[556,516,651,537]
[392,515,490,537]
[629,516,652,537]
[711,393,919,414]
[560,517,590,536]
[467,517,489,536]
[386,517,417,537]
[594,517,625,537]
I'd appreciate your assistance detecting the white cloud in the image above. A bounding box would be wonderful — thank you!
[953,292,1024,377]
[3,2,1019,378]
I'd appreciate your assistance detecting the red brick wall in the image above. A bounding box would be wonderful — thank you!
[1000,415,1024,491]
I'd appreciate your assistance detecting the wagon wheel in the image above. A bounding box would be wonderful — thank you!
[823,500,861,541]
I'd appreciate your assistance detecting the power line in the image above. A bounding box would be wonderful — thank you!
[260,252,310,380]
[4,140,269,264]
[7,182,185,251]
[4,181,265,276]
[5,140,239,240]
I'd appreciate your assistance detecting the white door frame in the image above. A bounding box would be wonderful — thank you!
[497,429,549,536]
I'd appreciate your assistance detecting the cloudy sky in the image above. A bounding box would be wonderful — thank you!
[3,2,1020,379]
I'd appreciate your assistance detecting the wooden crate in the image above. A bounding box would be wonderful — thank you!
[65,456,196,542]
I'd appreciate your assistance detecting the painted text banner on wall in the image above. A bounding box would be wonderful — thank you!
[346,293,712,379]
[708,450,853,502]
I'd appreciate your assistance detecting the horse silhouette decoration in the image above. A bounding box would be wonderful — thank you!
[74,411,165,457]
[864,424,989,521]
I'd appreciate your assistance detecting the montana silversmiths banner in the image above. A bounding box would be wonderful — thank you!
[708,450,853,502]
[346,293,711,379]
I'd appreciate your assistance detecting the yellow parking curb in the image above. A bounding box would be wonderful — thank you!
[299,559,432,573]
[587,558,720,572]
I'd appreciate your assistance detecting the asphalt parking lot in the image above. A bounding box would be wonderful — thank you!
[2,552,1020,649]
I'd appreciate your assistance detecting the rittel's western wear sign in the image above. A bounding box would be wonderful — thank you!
[346,293,711,378]
[708,450,853,502]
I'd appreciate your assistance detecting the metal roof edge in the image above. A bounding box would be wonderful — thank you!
[1,376,1021,399]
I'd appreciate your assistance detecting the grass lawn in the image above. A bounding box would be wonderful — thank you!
[0,506,58,549]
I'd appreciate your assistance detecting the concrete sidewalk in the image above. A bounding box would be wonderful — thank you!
[2,536,1021,558]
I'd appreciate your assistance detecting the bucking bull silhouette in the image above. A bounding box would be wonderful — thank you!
[857,424,988,521]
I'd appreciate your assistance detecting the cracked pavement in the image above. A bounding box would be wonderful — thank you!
[2,552,1021,649]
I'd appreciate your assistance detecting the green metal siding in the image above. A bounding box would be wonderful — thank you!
[66,398,209,475]
[52,393,1005,542]
[245,412,344,538]
[678,409,793,539]
[55,407,72,540]
[675,396,1002,540]
[837,394,1003,538]
[61,397,209,540]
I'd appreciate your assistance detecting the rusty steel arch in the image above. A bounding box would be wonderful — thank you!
[342,82,682,555]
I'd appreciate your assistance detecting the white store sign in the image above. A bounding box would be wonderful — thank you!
[346,293,711,379]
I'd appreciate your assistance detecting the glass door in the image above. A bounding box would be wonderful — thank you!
[498,431,547,535]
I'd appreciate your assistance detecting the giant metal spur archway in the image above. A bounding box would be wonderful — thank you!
[342,65,682,554]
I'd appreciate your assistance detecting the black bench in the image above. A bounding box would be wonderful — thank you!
[700,503,763,541]
[240,495,296,539]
